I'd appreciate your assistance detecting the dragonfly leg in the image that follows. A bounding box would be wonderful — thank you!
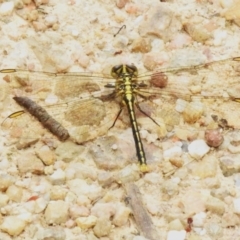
[108,107,123,129]
[135,102,160,127]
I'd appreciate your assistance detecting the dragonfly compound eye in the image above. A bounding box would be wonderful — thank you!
[126,64,138,77]
[111,64,138,78]
[111,65,123,78]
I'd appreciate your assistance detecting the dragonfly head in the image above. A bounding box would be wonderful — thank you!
[111,64,138,79]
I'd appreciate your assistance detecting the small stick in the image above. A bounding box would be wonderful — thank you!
[114,25,126,37]
[125,183,160,240]
[13,96,69,141]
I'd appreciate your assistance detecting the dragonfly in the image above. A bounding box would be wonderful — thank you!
[1,57,240,172]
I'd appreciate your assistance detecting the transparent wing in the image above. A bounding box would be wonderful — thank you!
[1,57,240,148]
[134,57,240,141]
[0,69,120,147]
[137,57,240,100]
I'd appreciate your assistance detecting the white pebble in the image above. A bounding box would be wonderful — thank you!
[67,179,102,201]
[168,219,185,231]
[45,94,58,105]
[0,174,14,191]
[44,200,69,224]
[65,168,76,180]
[220,0,234,8]
[69,205,89,218]
[50,186,67,200]
[0,216,27,236]
[0,193,9,208]
[91,202,115,219]
[188,140,210,160]
[175,99,187,113]
[44,165,54,175]
[23,201,36,214]
[206,222,223,238]
[192,212,207,227]
[139,129,148,139]
[0,2,14,16]
[64,191,77,204]
[169,33,191,49]
[17,212,33,223]
[71,29,79,37]
[97,171,113,185]
[49,169,66,185]
[44,15,58,27]
[112,205,131,227]
[116,165,140,183]
[162,179,179,196]
[191,155,217,178]
[77,195,91,206]
[111,144,118,150]
[93,217,112,238]
[14,0,24,9]
[113,35,129,48]
[182,101,204,123]
[76,215,97,229]
[167,230,186,240]
[205,196,225,215]
[163,146,182,161]
[133,237,149,240]
[145,195,161,215]
[36,145,55,166]
[144,172,163,184]
[213,30,227,46]
[233,198,240,214]
[116,0,129,9]
[34,0,49,5]
[181,191,205,214]
[146,133,158,144]
[0,158,11,171]
[6,185,23,202]
[17,153,44,174]
[65,219,76,228]
[37,198,48,214]
[77,52,90,68]
[190,85,201,94]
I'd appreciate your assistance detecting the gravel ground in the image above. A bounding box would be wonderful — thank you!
[0,0,240,239]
